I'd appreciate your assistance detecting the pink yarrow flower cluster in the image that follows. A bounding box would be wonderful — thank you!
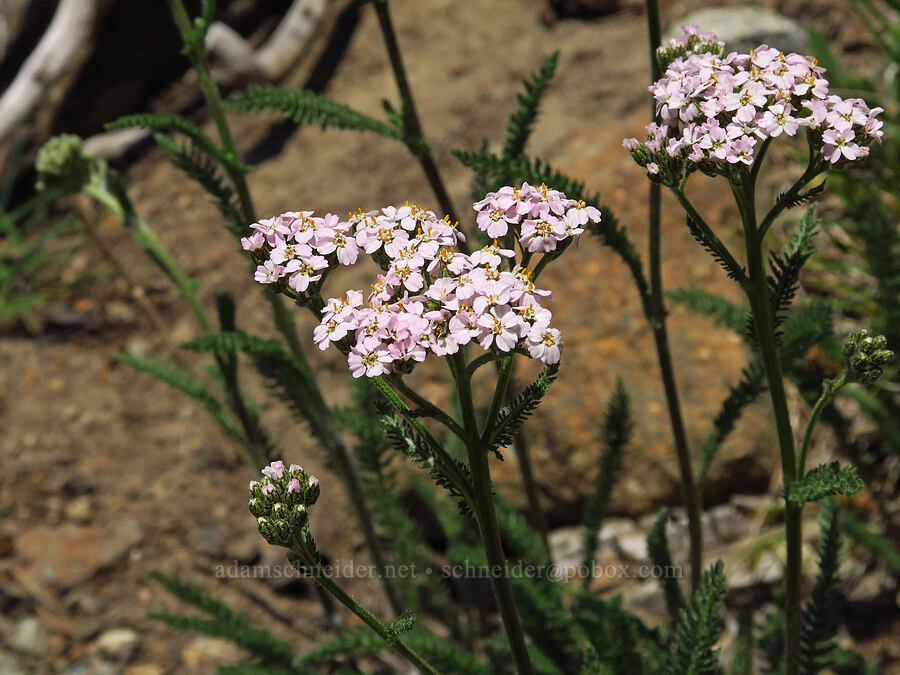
[472,182,599,252]
[316,238,562,377]
[623,26,884,176]
[246,186,579,378]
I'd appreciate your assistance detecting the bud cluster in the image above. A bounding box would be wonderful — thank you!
[249,461,320,547]
[842,330,894,385]
[655,23,724,71]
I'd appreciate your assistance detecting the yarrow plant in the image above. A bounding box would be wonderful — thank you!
[626,24,890,675]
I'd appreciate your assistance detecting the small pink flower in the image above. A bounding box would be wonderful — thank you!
[263,461,285,479]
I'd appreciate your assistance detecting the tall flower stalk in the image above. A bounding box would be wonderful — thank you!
[625,25,885,674]
[643,0,703,590]
[243,184,595,673]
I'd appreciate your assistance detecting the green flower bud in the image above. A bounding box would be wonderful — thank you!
[35,134,106,193]
[842,330,894,384]
[248,461,320,548]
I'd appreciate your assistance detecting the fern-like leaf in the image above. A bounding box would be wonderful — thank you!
[646,509,686,625]
[502,51,560,160]
[106,112,246,172]
[731,611,755,675]
[381,409,473,514]
[775,180,826,211]
[581,378,632,571]
[148,571,293,663]
[799,499,841,675]
[665,287,747,332]
[666,560,727,675]
[155,135,245,233]
[786,462,865,504]
[686,214,746,282]
[766,208,820,334]
[488,363,559,451]
[227,85,404,140]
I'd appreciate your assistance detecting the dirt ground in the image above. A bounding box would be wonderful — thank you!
[1,0,896,672]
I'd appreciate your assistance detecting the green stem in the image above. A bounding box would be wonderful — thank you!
[388,375,467,439]
[483,355,513,438]
[644,0,702,593]
[372,0,460,230]
[757,137,821,238]
[290,541,440,675]
[467,351,499,376]
[737,184,801,675]
[454,354,534,675]
[798,372,847,475]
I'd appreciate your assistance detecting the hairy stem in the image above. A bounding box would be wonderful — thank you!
[644,0,703,592]
[738,184,801,675]
[290,541,440,675]
[455,354,535,675]
[372,0,461,231]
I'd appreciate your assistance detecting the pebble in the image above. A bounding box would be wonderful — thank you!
[64,496,93,524]
[180,636,244,670]
[12,616,47,655]
[95,628,139,662]
[0,651,24,675]
[665,7,807,54]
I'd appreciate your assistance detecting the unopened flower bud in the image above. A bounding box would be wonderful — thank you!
[842,330,894,384]
[248,460,321,547]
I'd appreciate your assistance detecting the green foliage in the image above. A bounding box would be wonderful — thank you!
[786,462,865,504]
[685,214,746,282]
[646,509,685,624]
[155,134,245,233]
[148,571,294,664]
[489,363,559,452]
[666,560,727,675]
[338,378,452,614]
[106,112,246,172]
[665,287,748,332]
[581,378,632,572]
[799,499,841,675]
[766,208,820,334]
[381,408,473,513]
[760,608,785,675]
[502,51,560,161]
[731,611,755,675]
[388,609,417,641]
[116,351,242,442]
[573,593,667,672]
[698,361,765,483]
[294,626,380,665]
[406,630,491,675]
[218,665,306,675]
[227,85,404,140]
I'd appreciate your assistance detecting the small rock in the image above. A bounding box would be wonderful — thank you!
[729,551,783,590]
[615,533,649,563]
[18,520,143,588]
[104,300,137,325]
[181,636,245,670]
[12,616,47,655]
[95,628,139,662]
[665,8,807,54]
[64,496,93,524]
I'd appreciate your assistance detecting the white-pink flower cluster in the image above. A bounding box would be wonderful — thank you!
[315,238,562,378]
[472,182,599,252]
[245,188,580,378]
[623,26,884,176]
